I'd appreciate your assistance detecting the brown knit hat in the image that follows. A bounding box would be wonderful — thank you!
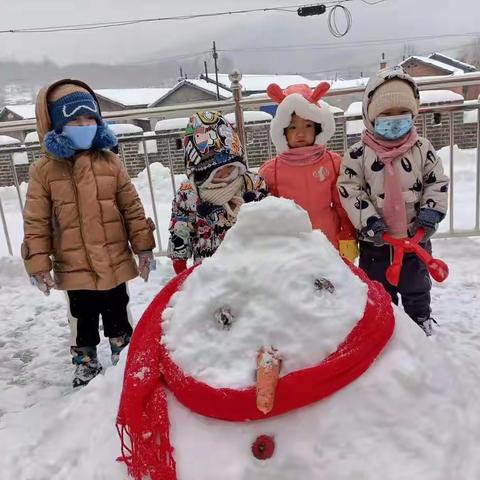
[368,79,419,122]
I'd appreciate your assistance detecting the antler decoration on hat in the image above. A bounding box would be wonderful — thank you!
[266,82,331,105]
[266,83,286,104]
[310,82,331,103]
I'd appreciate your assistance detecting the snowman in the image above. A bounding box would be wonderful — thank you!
[117,196,468,480]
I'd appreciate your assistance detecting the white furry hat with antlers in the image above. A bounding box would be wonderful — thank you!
[267,82,336,154]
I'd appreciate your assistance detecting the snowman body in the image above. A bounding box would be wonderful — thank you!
[159,198,465,480]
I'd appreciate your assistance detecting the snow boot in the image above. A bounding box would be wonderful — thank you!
[414,317,437,337]
[71,346,103,388]
[109,333,131,366]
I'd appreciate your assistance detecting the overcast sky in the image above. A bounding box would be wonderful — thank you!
[1,0,479,78]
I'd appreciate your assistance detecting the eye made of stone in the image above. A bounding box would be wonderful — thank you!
[214,307,235,330]
[314,278,335,294]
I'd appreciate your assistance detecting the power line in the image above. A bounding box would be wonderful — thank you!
[217,31,480,54]
[0,3,344,34]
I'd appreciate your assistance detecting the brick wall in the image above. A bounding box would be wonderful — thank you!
[0,115,478,187]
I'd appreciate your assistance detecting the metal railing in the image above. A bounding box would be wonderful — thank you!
[0,72,479,256]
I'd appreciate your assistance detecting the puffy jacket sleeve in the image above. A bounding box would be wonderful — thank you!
[115,159,155,253]
[336,143,381,231]
[330,153,356,240]
[258,158,276,196]
[420,140,449,215]
[167,183,197,261]
[22,162,53,275]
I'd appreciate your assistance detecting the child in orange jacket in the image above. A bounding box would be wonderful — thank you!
[260,83,357,260]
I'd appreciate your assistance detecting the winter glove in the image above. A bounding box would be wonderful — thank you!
[137,251,156,282]
[412,209,444,241]
[172,259,187,275]
[30,271,56,296]
[338,239,359,263]
[243,191,257,203]
[362,217,387,247]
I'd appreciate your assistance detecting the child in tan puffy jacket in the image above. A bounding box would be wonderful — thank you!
[337,67,449,336]
[22,79,156,387]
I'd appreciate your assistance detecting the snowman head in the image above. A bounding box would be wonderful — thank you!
[162,197,369,390]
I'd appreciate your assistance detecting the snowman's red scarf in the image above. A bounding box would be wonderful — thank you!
[116,263,395,480]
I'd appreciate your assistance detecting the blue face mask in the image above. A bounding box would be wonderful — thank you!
[374,114,413,140]
[62,125,98,150]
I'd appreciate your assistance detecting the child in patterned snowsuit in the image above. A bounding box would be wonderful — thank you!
[337,66,449,336]
[167,111,268,273]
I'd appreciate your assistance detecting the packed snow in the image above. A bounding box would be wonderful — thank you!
[0,146,479,479]
[225,110,273,125]
[155,117,190,131]
[0,135,20,146]
[107,123,143,136]
[420,89,464,104]
[162,198,367,388]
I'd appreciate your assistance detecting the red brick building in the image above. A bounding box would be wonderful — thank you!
[400,53,480,100]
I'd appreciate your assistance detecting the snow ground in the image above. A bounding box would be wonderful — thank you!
[0,149,479,479]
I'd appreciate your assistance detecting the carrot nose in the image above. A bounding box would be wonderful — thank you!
[256,346,281,415]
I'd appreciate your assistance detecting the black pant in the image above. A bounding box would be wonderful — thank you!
[67,283,132,347]
[359,241,432,322]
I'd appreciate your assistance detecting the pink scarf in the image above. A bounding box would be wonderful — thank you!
[278,145,326,166]
[361,128,419,237]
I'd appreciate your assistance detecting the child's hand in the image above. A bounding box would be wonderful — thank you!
[30,272,56,296]
[362,218,387,247]
[172,259,187,275]
[412,209,444,241]
[137,251,156,282]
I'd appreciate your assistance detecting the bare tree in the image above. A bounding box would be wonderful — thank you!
[403,43,417,59]
[460,37,480,67]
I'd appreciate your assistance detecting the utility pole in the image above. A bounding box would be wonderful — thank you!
[213,41,220,100]
[179,66,183,80]
[204,61,209,81]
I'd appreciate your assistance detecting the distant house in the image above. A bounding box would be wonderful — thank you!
[400,53,479,100]
[149,79,231,108]
[147,79,232,130]
[201,73,317,96]
[94,88,171,130]
[0,104,36,141]
[94,88,171,111]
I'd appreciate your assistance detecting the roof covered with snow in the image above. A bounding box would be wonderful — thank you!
[184,79,231,99]
[95,88,171,107]
[330,77,370,90]
[428,53,477,73]
[400,56,465,75]
[213,73,318,93]
[149,79,231,107]
[0,104,36,119]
